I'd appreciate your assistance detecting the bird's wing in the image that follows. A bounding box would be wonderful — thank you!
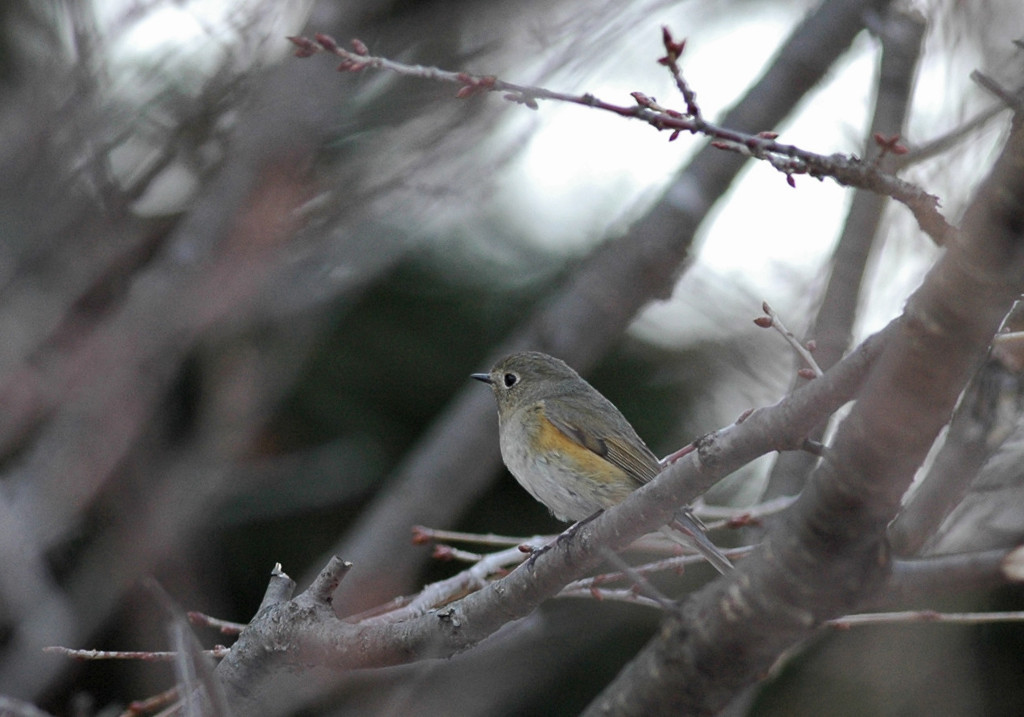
[541,395,661,485]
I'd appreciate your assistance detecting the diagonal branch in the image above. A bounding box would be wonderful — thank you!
[290,17,949,243]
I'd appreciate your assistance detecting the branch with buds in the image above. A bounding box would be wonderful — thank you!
[286,28,951,245]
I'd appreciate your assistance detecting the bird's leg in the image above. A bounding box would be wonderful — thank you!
[562,509,605,541]
[525,510,604,567]
[523,542,550,567]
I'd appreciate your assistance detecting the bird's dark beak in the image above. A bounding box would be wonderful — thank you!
[470,372,492,384]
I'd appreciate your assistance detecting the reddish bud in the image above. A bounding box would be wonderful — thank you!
[711,140,732,150]
[669,130,681,142]
[314,33,339,52]
[660,25,686,58]
[411,526,430,544]
[665,108,682,118]
[797,368,817,380]
[757,131,779,139]
[786,174,797,188]
[518,543,534,553]
[287,36,319,57]
[805,340,817,352]
[873,133,907,156]
[351,38,369,56]
[432,545,454,560]
[631,91,652,106]
[753,316,774,328]
[590,587,604,600]
[762,301,772,313]
[455,74,495,99]
[726,513,758,528]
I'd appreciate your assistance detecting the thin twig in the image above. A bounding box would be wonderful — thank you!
[598,548,677,611]
[119,687,179,717]
[756,301,825,377]
[42,645,231,661]
[562,546,756,594]
[690,495,798,523]
[658,26,700,120]
[559,586,666,609]
[412,525,541,548]
[286,31,951,244]
[894,101,1010,169]
[971,71,1023,112]
[828,610,1024,628]
[188,611,246,636]
[352,543,529,626]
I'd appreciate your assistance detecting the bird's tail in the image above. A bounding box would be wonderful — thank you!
[661,509,733,575]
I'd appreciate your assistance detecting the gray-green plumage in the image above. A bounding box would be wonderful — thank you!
[473,351,733,574]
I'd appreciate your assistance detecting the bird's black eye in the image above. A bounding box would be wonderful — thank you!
[503,373,518,388]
